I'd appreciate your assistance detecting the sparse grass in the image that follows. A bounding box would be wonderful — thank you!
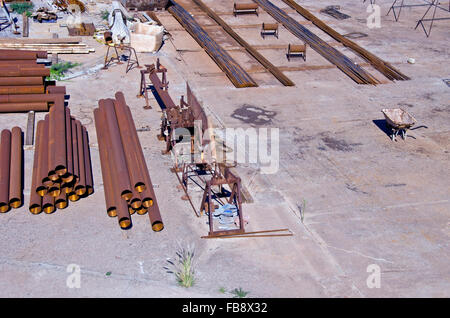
[218,287,226,294]
[10,2,34,14]
[165,243,196,288]
[298,199,307,223]
[100,10,110,21]
[48,62,81,81]
[231,287,249,298]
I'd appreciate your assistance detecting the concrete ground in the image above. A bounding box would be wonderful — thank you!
[0,0,449,297]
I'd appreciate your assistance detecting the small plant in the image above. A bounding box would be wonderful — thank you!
[231,287,249,298]
[298,199,307,223]
[10,2,34,14]
[48,62,81,81]
[218,287,226,294]
[100,10,110,21]
[165,243,196,288]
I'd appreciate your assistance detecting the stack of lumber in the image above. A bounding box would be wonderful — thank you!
[0,37,95,54]
[29,100,94,214]
[0,49,66,113]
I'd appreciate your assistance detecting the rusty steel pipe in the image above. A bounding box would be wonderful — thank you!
[46,86,66,95]
[99,99,133,201]
[0,60,38,65]
[0,68,50,78]
[55,191,68,209]
[74,120,86,197]
[0,129,11,213]
[42,195,55,214]
[0,94,61,104]
[0,102,49,113]
[48,96,67,178]
[37,117,50,196]
[82,126,94,196]
[8,127,22,209]
[0,86,45,95]
[94,108,117,218]
[124,105,163,231]
[0,77,43,86]
[68,117,80,202]
[48,179,61,197]
[29,121,44,214]
[114,93,146,193]
[97,105,131,229]
[0,50,47,59]
[62,107,74,184]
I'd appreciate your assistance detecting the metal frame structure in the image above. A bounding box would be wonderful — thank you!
[387,0,450,37]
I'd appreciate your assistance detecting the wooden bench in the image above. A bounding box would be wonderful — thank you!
[261,23,279,39]
[233,3,259,17]
[287,44,307,61]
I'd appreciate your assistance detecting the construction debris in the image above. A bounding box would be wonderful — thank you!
[94,92,163,231]
[0,127,23,213]
[31,7,58,23]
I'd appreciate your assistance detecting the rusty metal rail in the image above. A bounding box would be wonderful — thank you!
[280,0,409,81]
[168,1,257,88]
[192,0,294,86]
[252,0,381,84]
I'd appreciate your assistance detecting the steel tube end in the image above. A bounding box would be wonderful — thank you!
[152,221,164,232]
[119,217,132,229]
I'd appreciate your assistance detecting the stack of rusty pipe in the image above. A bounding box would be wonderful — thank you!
[94,92,163,231]
[29,98,94,214]
[0,127,23,213]
[0,49,66,113]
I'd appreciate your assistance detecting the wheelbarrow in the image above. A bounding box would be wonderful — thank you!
[381,108,417,141]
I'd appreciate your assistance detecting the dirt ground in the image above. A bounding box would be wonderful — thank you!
[0,0,449,297]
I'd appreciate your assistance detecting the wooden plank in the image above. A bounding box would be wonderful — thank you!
[192,0,294,87]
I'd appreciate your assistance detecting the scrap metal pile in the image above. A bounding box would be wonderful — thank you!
[0,49,67,113]
[29,100,93,214]
[0,127,23,213]
[94,92,163,231]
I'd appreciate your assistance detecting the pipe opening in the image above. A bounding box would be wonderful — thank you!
[142,198,153,208]
[36,186,48,197]
[137,207,148,215]
[135,182,146,193]
[152,221,164,232]
[119,217,132,229]
[107,207,117,217]
[68,192,80,202]
[55,166,67,176]
[29,205,42,214]
[43,204,55,214]
[121,190,132,201]
[9,198,21,209]
[0,203,10,213]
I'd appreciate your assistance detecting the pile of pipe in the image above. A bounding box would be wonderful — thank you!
[0,49,66,113]
[0,127,23,213]
[94,92,163,231]
[29,99,94,214]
